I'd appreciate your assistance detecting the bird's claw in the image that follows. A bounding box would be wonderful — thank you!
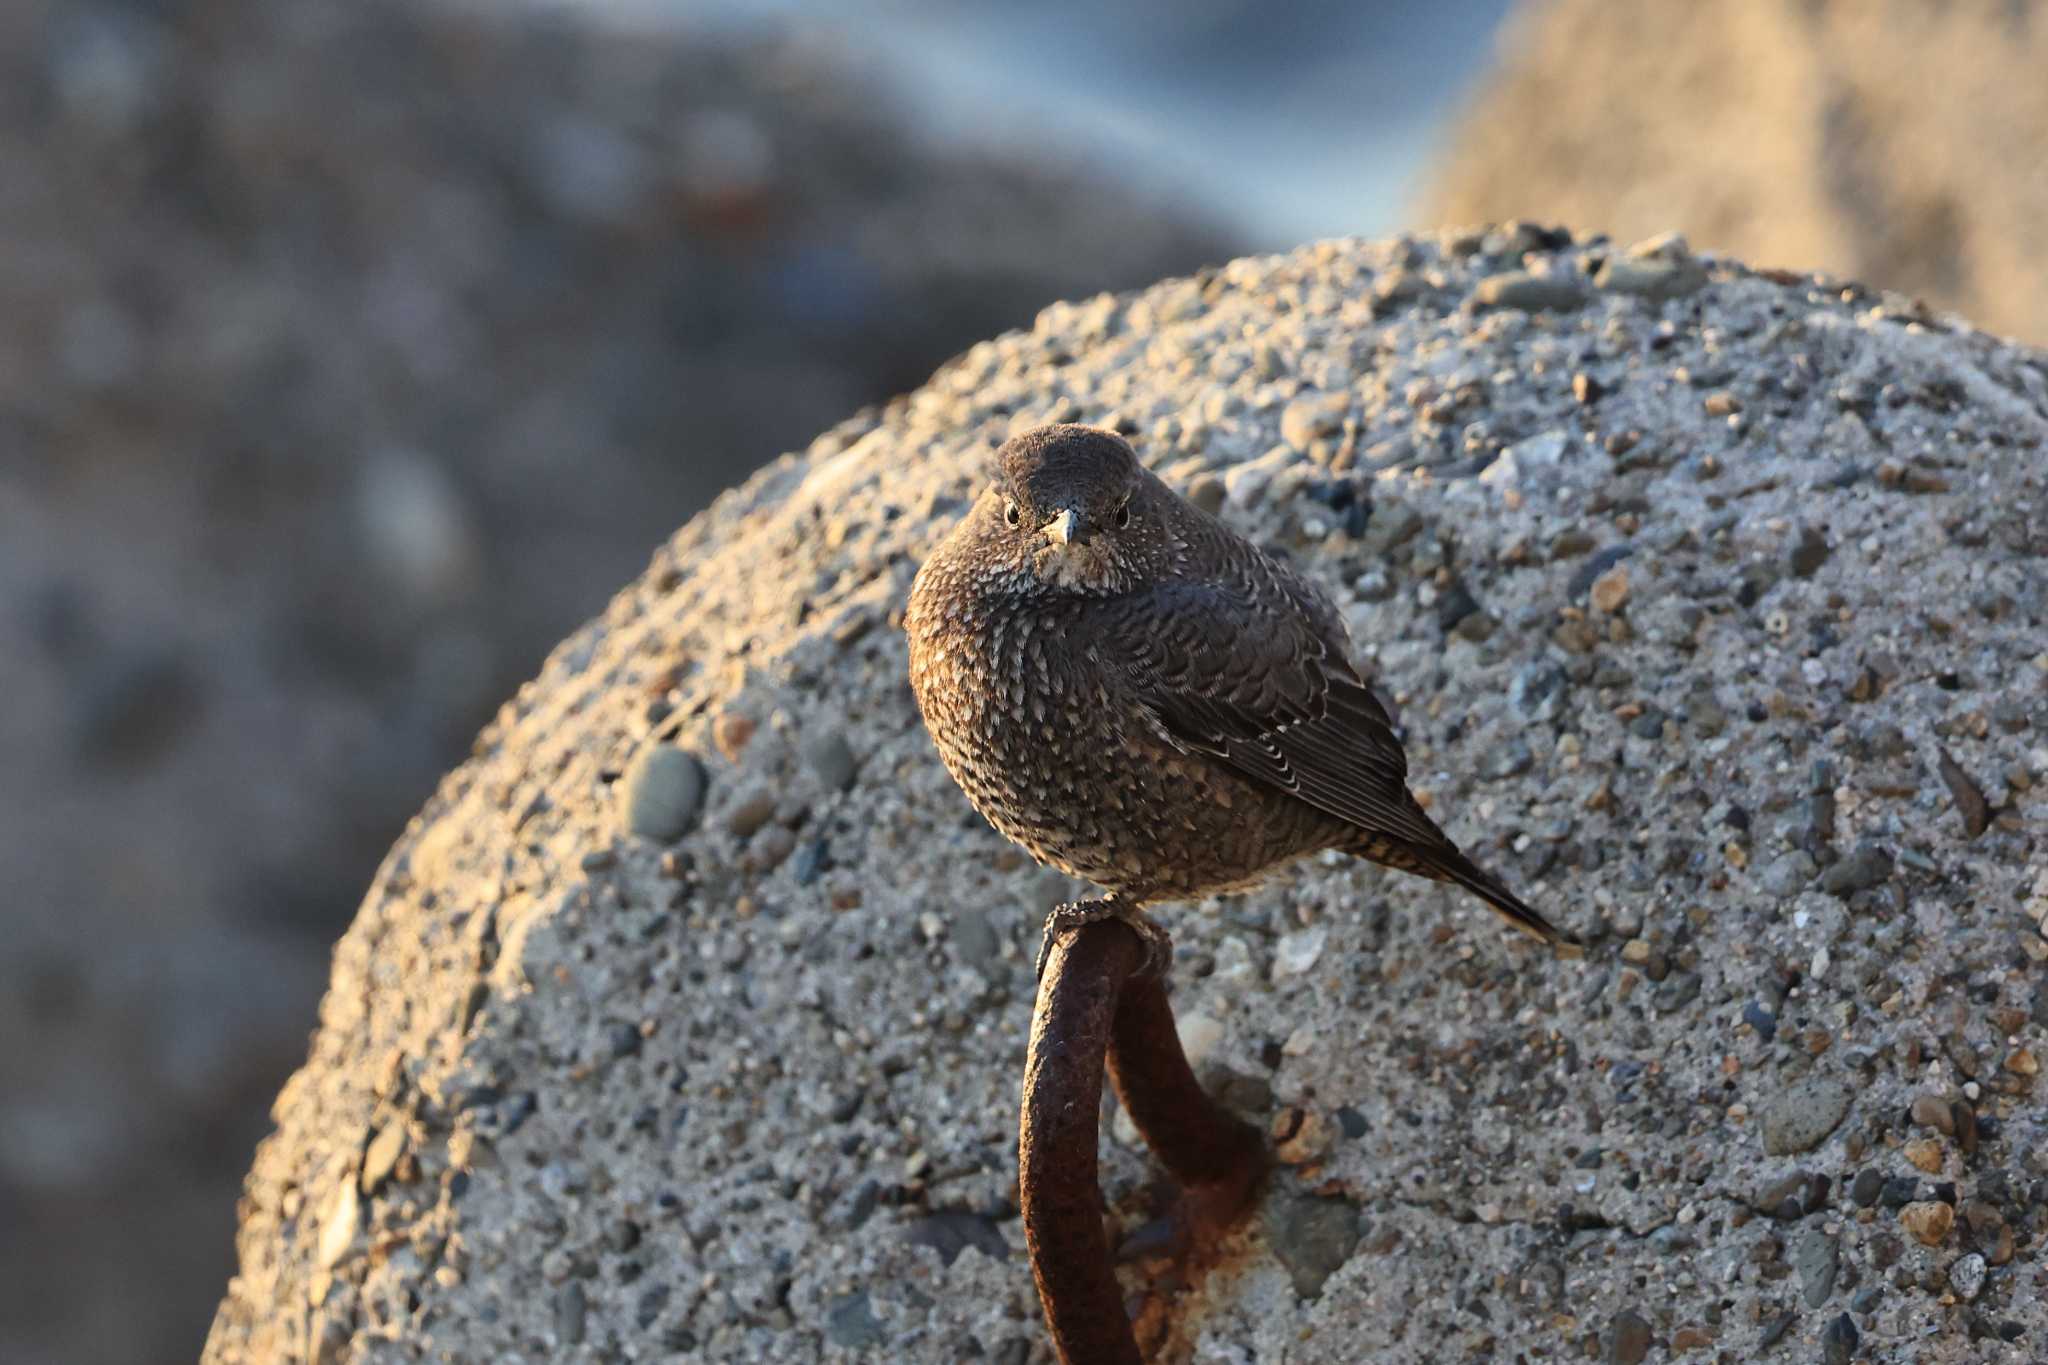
[1036,899,1174,981]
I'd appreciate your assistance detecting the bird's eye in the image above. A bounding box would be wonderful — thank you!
[1115,497,1132,529]
[1004,499,1021,528]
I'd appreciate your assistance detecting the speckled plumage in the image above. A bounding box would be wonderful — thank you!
[906,424,1574,961]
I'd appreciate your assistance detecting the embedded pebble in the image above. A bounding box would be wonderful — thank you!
[725,789,778,839]
[803,730,860,792]
[1759,851,1815,896]
[1785,523,1831,578]
[1820,1313,1859,1365]
[1760,1077,1852,1154]
[1793,1225,1838,1307]
[1594,256,1707,299]
[1176,1011,1224,1065]
[1280,391,1351,452]
[1588,563,1631,613]
[359,1123,407,1197]
[552,1283,585,1346]
[824,1292,885,1349]
[712,710,756,760]
[1224,445,1307,508]
[1899,1200,1955,1246]
[1274,925,1328,976]
[1264,1194,1362,1298]
[1819,845,1891,897]
[1949,1252,1987,1301]
[619,745,706,841]
[1474,271,1587,312]
[1605,1309,1651,1364]
[316,1181,360,1270]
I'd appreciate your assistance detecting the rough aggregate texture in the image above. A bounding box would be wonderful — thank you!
[0,1,1231,1358]
[208,228,2048,1362]
[1425,0,2048,347]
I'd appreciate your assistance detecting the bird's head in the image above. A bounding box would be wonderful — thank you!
[973,424,1177,595]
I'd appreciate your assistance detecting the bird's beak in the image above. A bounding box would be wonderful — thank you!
[1044,507,1081,547]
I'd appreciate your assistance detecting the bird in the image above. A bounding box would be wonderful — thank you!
[905,423,1579,977]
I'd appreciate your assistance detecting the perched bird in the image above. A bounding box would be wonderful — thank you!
[906,423,1578,975]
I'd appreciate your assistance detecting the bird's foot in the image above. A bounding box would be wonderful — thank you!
[1036,899,1175,981]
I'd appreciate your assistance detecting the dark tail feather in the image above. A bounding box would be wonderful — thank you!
[1356,836,1583,957]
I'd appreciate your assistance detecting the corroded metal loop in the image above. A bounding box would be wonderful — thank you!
[1018,920,1266,1364]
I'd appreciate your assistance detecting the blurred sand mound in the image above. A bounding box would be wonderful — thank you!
[1424,0,2048,346]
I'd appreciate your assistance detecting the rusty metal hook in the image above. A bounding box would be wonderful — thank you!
[1018,920,1266,1363]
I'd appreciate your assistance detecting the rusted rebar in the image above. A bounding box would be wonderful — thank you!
[1019,919,1266,1363]
[1108,968,1267,1228]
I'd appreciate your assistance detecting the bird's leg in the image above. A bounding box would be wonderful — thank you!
[1037,897,1174,981]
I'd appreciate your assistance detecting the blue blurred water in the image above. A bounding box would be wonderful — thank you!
[655,0,1516,248]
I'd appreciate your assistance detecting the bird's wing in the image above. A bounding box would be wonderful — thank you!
[1096,575,1446,849]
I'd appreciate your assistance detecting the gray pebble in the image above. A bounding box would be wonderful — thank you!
[1759,850,1817,897]
[1895,846,1939,873]
[1760,1076,1852,1155]
[792,838,831,885]
[749,824,797,872]
[1794,1224,1839,1307]
[835,1178,882,1231]
[620,745,705,842]
[1510,662,1570,722]
[1435,580,1481,633]
[1652,970,1700,1013]
[1482,740,1535,780]
[553,1283,586,1346]
[1280,391,1350,452]
[1819,845,1891,897]
[1786,523,1831,578]
[903,1211,1007,1266]
[824,1291,885,1349]
[1358,501,1423,556]
[1264,1194,1362,1299]
[803,731,860,792]
[604,1020,642,1059]
[1594,256,1706,299]
[950,908,1000,967]
[1473,271,1587,312]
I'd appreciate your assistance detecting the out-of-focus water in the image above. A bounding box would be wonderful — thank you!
[638,0,1516,247]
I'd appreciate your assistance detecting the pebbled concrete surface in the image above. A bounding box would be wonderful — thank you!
[208,228,2048,1362]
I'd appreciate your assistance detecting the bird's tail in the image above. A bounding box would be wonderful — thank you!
[1353,834,1584,957]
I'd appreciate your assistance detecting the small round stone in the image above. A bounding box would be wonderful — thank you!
[619,745,705,842]
[803,730,860,792]
[1899,1200,1955,1246]
[1949,1252,1987,1301]
[1760,1077,1852,1155]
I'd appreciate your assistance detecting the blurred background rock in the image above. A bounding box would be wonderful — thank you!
[1425,0,2048,346]
[0,1,1247,1359]
[6,0,2044,1360]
